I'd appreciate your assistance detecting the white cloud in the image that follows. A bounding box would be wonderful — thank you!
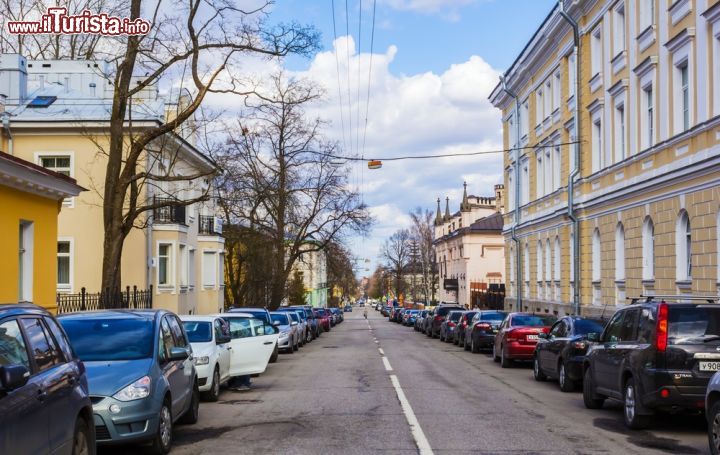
[378,0,477,20]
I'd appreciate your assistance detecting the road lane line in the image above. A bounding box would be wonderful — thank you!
[382,356,393,371]
[389,374,434,455]
[378,348,385,355]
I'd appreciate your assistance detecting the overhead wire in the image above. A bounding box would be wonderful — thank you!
[356,0,363,158]
[361,0,377,160]
[344,0,353,155]
[330,0,349,158]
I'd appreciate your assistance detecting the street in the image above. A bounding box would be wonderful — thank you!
[132,310,710,455]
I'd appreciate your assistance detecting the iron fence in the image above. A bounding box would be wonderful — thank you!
[153,197,186,224]
[57,285,153,314]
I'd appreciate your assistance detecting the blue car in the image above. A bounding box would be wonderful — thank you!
[59,309,199,454]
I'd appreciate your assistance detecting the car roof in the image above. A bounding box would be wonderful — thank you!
[56,308,165,320]
[0,302,53,318]
[229,307,268,312]
[179,315,219,322]
[214,312,254,318]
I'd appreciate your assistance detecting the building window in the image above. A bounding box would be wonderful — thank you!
[39,155,73,206]
[18,221,34,301]
[507,168,514,210]
[680,64,690,132]
[509,246,515,286]
[536,89,544,126]
[544,80,552,119]
[57,240,71,291]
[544,148,552,196]
[521,157,529,205]
[553,71,561,111]
[189,248,196,289]
[642,85,654,149]
[523,243,530,295]
[219,253,225,288]
[544,239,551,283]
[676,211,692,282]
[639,0,655,30]
[179,244,188,288]
[591,26,602,77]
[592,119,603,172]
[615,223,625,281]
[613,3,625,57]
[615,104,625,162]
[158,243,172,287]
[536,153,544,198]
[553,236,561,282]
[642,216,655,281]
[536,241,543,282]
[203,251,217,288]
[567,54,576,99]
[592,228,601,282]
[508,113,517,148]
[521,100,529,138]
[553,142,561,191]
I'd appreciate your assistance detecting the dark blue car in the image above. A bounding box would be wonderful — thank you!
[0,303,95,455]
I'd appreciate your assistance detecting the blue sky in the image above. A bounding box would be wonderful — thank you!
[260,0,556,277]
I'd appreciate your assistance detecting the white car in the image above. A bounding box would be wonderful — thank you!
[180,315,232,401]
[270,312,300,353]
[215,312,280,377]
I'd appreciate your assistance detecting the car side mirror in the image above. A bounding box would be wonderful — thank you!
[0,364,29,391]
[291,321,298,326]
[168,347,189,361]
[265,325,279,335]
[216,335,231,344]
[587,332,600,342]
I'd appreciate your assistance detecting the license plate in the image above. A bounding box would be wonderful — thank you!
[526,334,538,341]
[699,361,720,371]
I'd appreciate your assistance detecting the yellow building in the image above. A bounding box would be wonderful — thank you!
[490,0,720,317]
[0,148,84,310]
[0,54,224,315]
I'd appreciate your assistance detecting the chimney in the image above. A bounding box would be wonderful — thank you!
[494,184,505,213]
[0,54,28,105]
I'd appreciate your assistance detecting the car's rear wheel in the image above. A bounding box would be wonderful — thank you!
[151,401,173,454]
[464,336,471,351]
[558,361,576,392]
[582,367,605,409]
[623,378,651,429]
[533,356,546,381]
[202,367,220,402]
[708,401,720,455]
[180,382,200,424]
[269,344,279,363]
[71,416,92,455]
[500,345,512,368]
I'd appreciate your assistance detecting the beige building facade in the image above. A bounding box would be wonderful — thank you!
[490,0,720,317]
[433,184,505,307]
[0,54,224,315]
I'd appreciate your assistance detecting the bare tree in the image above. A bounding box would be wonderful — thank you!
[216,72,371,310]
[381,229,411,299]
[326,241,356,306]
[409,208,438,304]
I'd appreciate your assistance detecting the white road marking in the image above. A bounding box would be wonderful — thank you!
[378,348,385,355]
[382,356,393,371]
[374,340,379,344]
[390,374,434,455]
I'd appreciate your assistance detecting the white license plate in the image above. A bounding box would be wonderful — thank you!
[699,361,720,371]
[526,334,538,341]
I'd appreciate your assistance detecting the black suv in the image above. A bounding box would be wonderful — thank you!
[0,303,95,454]
[582,295,720,429]
[427,304,465,338]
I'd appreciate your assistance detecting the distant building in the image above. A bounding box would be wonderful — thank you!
[0,53,224,315]
[433,183,505,307]
[292,247,328,308]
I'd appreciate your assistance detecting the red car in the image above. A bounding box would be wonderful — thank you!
[313,308,332,332]
[492,313,556,368]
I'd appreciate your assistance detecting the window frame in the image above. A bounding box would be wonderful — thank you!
[642,216,655,281]
[35,152,75,208]
[157,242,175,289]
[202,249,218,289]
[57,237,73,292]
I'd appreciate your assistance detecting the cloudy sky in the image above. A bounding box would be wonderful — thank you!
[263,0,555,275]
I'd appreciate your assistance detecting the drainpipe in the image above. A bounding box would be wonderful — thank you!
[559,0,581,315]
[499,75,522,312]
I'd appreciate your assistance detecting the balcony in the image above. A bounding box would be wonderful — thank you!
[153,197,186,225]
[199,215,220,235]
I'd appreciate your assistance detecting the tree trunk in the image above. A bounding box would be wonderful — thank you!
[101,224,126,307]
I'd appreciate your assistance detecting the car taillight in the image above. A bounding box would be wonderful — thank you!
[506,329,517,342]
[448,322,456,327]
[572,341,587,350]
[656,302,668,352]
[475,323,491,330]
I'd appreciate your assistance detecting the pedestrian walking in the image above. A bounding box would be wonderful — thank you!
[363,307,368,319]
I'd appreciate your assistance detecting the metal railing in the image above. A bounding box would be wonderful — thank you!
[57,285,153,314]
[153,197,186,225]
[199,215,215,234]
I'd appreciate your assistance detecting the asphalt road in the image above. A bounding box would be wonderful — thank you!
[103,309,710,454]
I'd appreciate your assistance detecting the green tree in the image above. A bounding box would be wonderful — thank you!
[286,270,307,306]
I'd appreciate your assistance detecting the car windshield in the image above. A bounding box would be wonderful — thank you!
[270,313,289,325]
[234,309,270,324]
[294,311,306,321]
[448,312,462,322]
[480,312,506,321]
[288,313,300,322]
[60,318,154,361]
[574,319,605,335]
[511,315,555,327]
[668,306,720,344]
[437,306,462,317]
[316,309,327,316]
[182,321,212,343]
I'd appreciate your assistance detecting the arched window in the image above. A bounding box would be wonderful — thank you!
[536,240,543,282]
[554,236,561,281]
[545,239,551,282]
[676,210,692,281]
[642,216,654,281]
[615,223,625,281]
[592,228,601,282]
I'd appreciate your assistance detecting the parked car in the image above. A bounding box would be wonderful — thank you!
[452,311,478,347]
[707,372,720,454]
[228,307,278,363]
[414,310,429,331]
[332,307,344,323]
[403,310,420,326]
[59,309,199,454]
[180,315,233,401]
[427,304,465,338]
[286,311,307,347]
[314,308,332,332]
[439,311,464,342]
[381,306,392,317]
[290,306,320,339]
[0,303,95,455]
[492,313,556,368]
[391,308,405,323]
[279,308,310,344]
[583,296,720,429]
[376,303,383,311]
[533,316,606,392]
[270,312,300,353]
[216,312,280,377]
[344,305,353,312]
[465,311,507,352]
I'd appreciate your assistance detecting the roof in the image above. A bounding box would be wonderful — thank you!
[0,151,86,199]
[468,212,504,232]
